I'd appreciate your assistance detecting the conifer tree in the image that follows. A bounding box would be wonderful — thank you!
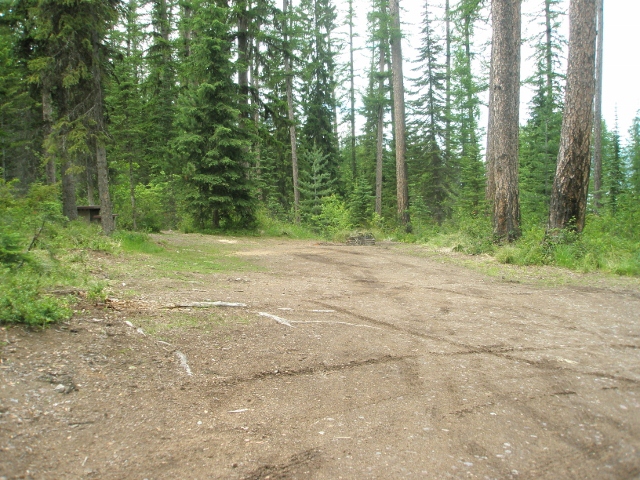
[486,0,521,242]
[603,119,624,216]
[107,0,148,230]
[408,0,448,224]
[519,0,564,221]
[629,113,640,197]
[297,0,339,179]
[299,146,335,218]
[389,0,410,227]
[548,0,597,233]
[450,0,484,216]
[174,1,254,229]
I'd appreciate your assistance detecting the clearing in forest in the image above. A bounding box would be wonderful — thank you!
[1,233,639,479]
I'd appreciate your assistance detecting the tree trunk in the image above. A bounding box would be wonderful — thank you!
[543,0,554,200]
[95,141,114,234]
[92,34,115,235]
[61,142,77,221]
[548,0,597,233]
[592,0,604,213]
[389,0,410,228]
[85,154,96,205]
[42,86,56,185]
[487,0,521,242]
[444,0,452,176]
[375,41,385,217]
[130,157,137,230]
[349,0,356,179]
[284,0,300,223]
[237,0,250,118]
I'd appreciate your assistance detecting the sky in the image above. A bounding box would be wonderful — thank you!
[335,0,639,143]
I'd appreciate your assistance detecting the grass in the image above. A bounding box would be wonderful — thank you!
[104,230,264,284]
[133,310,254,336]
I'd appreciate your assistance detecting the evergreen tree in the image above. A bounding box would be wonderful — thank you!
[450,0,485,216]
[548,0,597,234]
[299,146,335,218]
[519,0,565,222]
[0,14,40,187]
[107,0,148,230]
[602,119,624,216]
[145,0,178,175]
[629,112,640,196]
[389,0,410,227]
[297,0,339,179]
[486,0,521,242]
[174,1,254,229]
[408,0,448,224]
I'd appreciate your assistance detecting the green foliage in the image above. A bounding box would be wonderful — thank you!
[255,209,318,239]
[488,214,640,276]
[0,270,73,326]
[349,177,374,227]
[0,181,122,325]
[173,2,255,231]
[311,195,352,238]
[113,231,164,254]
[299,146,336,218]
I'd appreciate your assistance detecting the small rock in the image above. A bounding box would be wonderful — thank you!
[54,384,66,393]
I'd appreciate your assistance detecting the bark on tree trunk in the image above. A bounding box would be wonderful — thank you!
[349,0,356,179]
[92,34,115,235]
[592,0,604,213]
[129,157,137,230]
[61,145,78,221]
[42,86,56,185]
[375,42,385,217]
[487,0,522,242]
[389,0,410,228]
[95,141,114,234]
[284,0,300,223]
[237,0,249,117]
[548,0,597,234]
[444,0,452,177]
[85,154,96,205]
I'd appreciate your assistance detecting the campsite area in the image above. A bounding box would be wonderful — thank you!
[2,233,639,479]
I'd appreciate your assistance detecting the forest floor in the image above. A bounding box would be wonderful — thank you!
[2,232,640,479]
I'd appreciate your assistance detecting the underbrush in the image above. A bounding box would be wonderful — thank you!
[411,213,639,276]
[0,181,119,326]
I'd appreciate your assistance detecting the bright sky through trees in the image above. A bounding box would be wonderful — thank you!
[335,0,639,141]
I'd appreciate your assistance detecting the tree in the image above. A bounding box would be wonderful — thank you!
[347,0,357,179]
[298,0,339,173]
[389,0,410,227]
[450,0,485,216]
[592,0,604,212]
[174,1,254,229]
[408,0,448,224]
[629,112,640,196]
[486,0,521,242]
[548,0,597,233]
[299,146,335,218]
[283,0,301,221]
[602,118,624,215]
[519,0,565,221]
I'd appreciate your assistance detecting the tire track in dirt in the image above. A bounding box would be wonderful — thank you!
[242,448,323,480]
[209,354,418,387]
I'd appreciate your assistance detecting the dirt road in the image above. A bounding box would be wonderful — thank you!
[2,234,640,479]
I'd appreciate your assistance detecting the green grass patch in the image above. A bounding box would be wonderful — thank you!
[134,310,253,336]
[114,231,165,254]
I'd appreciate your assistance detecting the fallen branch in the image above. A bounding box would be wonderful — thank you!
[176,352,193,376]
[164,301,247,309]
[291,320,381,329]
[258,312,293,327]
